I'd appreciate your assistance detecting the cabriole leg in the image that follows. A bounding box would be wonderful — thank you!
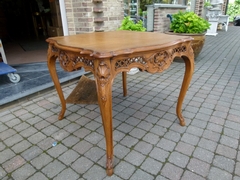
[47,51,66,120]
[176,56,194,126]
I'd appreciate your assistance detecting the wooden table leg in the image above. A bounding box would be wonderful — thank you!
[122,72,127,97]
[95,60,114,175]
[47,51,66,120]
[176,56,194,126]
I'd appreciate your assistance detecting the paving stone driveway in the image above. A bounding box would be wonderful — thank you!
[0,26,240,180]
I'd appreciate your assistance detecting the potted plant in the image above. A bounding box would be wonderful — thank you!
[166,11,211,58]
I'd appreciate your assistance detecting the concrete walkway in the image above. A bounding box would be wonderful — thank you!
[0,26,240,180]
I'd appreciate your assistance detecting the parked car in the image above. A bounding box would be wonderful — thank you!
[233,15,240,26]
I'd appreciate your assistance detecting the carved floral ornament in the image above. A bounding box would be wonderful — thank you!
[114,46,187,72]
[59,51,69,67]
[54,43,188,72]
[97,61,111,87]
[51,45,59,53]
[115,56,146,70]
[58,50,94,72]
[153,51,168,65]
[55,44,188,76]
[171,45,187,55]
[73,56,94,69]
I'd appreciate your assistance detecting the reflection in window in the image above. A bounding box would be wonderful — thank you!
[153,0,187,5]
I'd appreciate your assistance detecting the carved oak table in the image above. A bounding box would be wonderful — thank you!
[46,31,194,176]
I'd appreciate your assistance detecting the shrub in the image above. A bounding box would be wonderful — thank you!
[227,3,240,22]
[119,16,146,32]
[170,11,210,34]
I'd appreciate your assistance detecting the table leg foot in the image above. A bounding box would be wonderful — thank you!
[106,169,113,176]
[58,109,65,120]
[179,116,186,126]
[106,157,113,176]
[106,168,113,176]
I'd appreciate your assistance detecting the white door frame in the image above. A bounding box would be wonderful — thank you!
[59,0,69,35]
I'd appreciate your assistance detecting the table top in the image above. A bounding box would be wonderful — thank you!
[46,31,192,58]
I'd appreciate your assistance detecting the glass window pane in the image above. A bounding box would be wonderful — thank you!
[153,0,187,5]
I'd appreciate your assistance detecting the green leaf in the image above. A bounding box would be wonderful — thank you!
[118,16,146,32]
[170,11,210,33]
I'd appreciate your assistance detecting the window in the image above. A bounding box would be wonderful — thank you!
[153,0,187,5]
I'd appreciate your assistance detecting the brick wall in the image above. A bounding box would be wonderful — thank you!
[102,0,124,31]
[153,8,186,32]
[64,0,76,35]
[195,0,204,16]
[64,0,123,35]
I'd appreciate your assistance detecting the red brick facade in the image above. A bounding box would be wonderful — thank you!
[153,6,187,32]
[65,0,124,35]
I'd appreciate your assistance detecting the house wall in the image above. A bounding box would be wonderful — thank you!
[153,7,187,32]
[194,0,204,16]
[151,0,229,33]
[64,0,123,35]
[62,0,229,35]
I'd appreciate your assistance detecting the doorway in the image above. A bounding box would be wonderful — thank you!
[0,0,62,65]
